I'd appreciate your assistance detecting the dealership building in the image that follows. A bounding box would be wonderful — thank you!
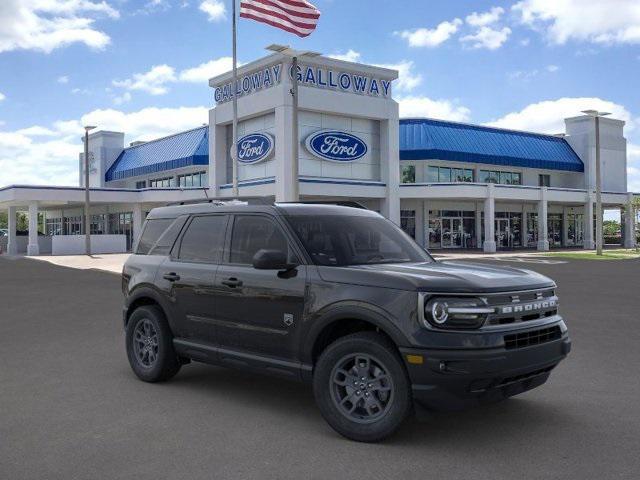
[0,52,637,255]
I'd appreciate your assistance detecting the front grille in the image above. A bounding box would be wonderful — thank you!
[504,326,562,350]
[485,288,558,326]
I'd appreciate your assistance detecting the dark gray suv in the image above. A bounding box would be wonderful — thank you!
[122,202,570,442]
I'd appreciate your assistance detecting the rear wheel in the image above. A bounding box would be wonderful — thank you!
[313,332,411,442]
[126,305,181,382]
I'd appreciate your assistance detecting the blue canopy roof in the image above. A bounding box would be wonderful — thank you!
[105,126,209,182]
[399,118,584,172]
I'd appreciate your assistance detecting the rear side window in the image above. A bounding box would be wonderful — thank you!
[229,215,295,265]
[136,216,187,255]
[136,219,174,254]
[178,215,227,263]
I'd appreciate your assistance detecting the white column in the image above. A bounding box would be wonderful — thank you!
[7,206,18,255]
[584,196,595,249]
[475,202,483,250]
[132,204,144,250]
[537,187,549,251]
[624,193,636,248]
[562,207,570,247]
[483,185,496,253]
[380,118,401,225]
[27,203,40,256]
[274,104,295,202]
[422,200,429,249]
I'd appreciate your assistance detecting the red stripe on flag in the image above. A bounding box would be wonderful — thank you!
[246,0,319,19]
[240,3,317,29]
[239,11,312,37]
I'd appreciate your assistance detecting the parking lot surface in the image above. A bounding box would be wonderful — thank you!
[1,256,639,479]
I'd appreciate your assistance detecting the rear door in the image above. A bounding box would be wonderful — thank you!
[213,214,307,361]
[157,214,228,344]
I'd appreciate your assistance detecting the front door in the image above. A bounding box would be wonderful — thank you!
[495,218,512,249]
[441,218,463,248]
[214,214,307,361]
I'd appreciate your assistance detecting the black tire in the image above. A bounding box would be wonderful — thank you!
[126,305,181,383]
[313,331,411,442]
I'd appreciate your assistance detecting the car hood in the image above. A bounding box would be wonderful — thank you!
[317,260,555,293]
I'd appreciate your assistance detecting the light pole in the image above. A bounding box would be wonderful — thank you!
[83,125,96,255]
[266,44,320,202]
[582,110,610,256]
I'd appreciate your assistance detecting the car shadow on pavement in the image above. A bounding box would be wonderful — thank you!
[139,360,581,446]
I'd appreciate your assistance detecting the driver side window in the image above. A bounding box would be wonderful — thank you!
[229,215,296,265]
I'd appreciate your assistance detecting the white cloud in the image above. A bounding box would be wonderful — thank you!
[113,64,177,95]
[179,57,234,83]
[398,96,471,122]
[0,92,5,102]
[520,38,531,46]
[328,50,362,63]
[372,60,422,93]
[199,0,226,22]
[113,91,132,105]
[486,97,635,134]
[466,7,504,27]
[0,106,209,187]
[396,19,462,48]
[57,75,70,84]
[0,0,119,54]
[546,64,560,72]
[513,0,640,45]
[461,26,511,50]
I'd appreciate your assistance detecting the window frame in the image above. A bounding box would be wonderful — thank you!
[171,214,229,265]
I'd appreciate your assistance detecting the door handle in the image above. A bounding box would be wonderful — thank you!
[221,278,243,288]
[163,272,181,282]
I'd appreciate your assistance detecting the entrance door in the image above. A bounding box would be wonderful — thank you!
[495,218,512,249]
[441,218,463,248]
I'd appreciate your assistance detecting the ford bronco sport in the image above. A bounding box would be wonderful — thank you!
[122,202,570,442]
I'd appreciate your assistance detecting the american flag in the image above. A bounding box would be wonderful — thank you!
[240,0,321,38]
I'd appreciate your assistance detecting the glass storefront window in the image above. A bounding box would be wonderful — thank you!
[400,210,416,239]
[567,213,584,246]
[480,170,521,185]
[526,213,538,247]
[401,165,416,184]
[548,214,563,247]
[427,167,439,183]
[430,210,476,249]
[439,167,451,182]
[426,166,473,183]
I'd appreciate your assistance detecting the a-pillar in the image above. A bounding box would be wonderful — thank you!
[483,184,496,253]
[624,193,637,248]
[132,204,144,250]
[583,195,595,249]
[27,203,40,256]
[537,187,550,251]
[7,206,18,255]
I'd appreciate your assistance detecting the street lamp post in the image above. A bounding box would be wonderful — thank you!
[582,110,610,256]
[266,44,320,202]
[83,125,97,255]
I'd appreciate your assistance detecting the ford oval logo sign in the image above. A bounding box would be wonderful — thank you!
[305,131,368,162]
[234,133,274,164]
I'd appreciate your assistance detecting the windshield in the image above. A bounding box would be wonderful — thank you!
[286,214,433,266]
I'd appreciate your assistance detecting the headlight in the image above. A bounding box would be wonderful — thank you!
[423,297,494,330]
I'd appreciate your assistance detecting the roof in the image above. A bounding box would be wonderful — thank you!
[399,118,584,172]
[105,126,209,182]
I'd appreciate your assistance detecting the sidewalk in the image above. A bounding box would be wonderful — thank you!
[26,253,130,274]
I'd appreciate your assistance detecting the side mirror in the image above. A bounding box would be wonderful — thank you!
[252,249,296,270]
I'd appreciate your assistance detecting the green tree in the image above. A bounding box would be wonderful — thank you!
[603,220,620,237]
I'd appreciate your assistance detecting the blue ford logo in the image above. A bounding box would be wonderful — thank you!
[235,133,274,164]
[305,131,368,162]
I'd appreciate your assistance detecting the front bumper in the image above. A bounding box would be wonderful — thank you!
[400,331,571,411]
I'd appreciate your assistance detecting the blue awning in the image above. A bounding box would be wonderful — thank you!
[105,126,209,182]
[399,118,584,172]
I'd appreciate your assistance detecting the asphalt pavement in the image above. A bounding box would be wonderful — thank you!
[1,255,639,480]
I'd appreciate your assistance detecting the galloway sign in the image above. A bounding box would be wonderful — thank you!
[214,64,282,104]
[292,64,392,99]
[234,133,275,164]
[305,131,368,163]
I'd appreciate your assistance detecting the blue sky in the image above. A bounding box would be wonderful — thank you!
[1,0,639,194]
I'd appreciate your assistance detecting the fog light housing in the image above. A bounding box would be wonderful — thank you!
[423,297,493,330]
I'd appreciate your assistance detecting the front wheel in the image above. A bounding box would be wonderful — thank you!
[313,332,411,442]
[126,305,181,382]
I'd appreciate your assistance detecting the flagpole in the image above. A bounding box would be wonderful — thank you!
[231,0,239,197]
[291,55,300,202]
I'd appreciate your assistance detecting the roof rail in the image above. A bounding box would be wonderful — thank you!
[275,200,369,210]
